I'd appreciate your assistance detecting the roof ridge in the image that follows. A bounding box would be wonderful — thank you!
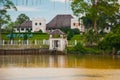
[50,29,65,35]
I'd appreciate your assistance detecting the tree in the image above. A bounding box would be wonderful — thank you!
[0,0,17,41]
[84,28,99,47]
[16,13,30,24]
[4,21,18,32]
[81,16,93,29]
[71,0,120,32]
[99,25,120,53]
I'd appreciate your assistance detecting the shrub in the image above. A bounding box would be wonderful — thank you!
[66,47,74,54]
[73,42,87,54]
[99,32,120,51]
[60,27,80,40]
[72,28,80,34]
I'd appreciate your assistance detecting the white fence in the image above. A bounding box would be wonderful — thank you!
[0,40,77,49]
[0,40,49,45]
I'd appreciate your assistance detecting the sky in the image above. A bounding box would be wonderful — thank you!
[8,0,74,23]
[7,0,120,23]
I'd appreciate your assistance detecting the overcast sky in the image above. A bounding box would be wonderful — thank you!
[8,0,73,23]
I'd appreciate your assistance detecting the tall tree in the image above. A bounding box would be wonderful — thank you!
[71,0,120,32]
[16,13,30,25]
[0,0,17,41]
[4,21,18,32]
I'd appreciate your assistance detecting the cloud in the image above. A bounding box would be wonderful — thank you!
[51,0,70,3]
[8,6,40,12]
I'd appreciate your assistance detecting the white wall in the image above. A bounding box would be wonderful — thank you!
[32,18,46,32]
[71,19,84,32]
[14,28,32,33]
[118,0,120,4]
[14,28,26,32]
[49,38,67,51]
[104,27,111,33]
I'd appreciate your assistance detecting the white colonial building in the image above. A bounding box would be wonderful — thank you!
[14,18,46,33]
[14,14,85,33]
[32,18,46,32]
[71,19,85,32]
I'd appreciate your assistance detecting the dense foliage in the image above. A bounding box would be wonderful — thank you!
[99,26,120,52]
[60,27,80,40]
[16,13,30,25]
[71,0,120,54]
[71,0,120,32]
[0,0,16,40]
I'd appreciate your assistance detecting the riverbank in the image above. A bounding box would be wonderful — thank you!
[0,49,66,55]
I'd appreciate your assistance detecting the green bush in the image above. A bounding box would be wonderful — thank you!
[67,42,102,54]
[66,47,74,54]
[60,27,80,40]
[99,32,120,51]
[67,30,74,40]
[72,28,80,34]
[73,42,87,54]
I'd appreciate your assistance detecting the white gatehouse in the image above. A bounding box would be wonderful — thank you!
[49,29,67,51]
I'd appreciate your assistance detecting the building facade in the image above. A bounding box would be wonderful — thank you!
[49,29,67,51]
[14,18,46,33]
[71,19,85,32]
[32,18,46,32]
[14,14,85,33]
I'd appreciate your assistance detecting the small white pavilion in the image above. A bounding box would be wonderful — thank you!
[49,29,67,51]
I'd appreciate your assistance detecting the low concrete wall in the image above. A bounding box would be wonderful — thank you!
[0,48,65,55]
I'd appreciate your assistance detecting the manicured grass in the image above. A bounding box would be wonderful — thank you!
[2,33,49,40]
[70,34,85,43]
[2,33,84,42]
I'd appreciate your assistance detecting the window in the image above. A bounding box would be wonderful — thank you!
[35,23,37,25]
[21,28,24,31]
[73,23,75,26]
[106,27,109,30]
[39,23,42,25]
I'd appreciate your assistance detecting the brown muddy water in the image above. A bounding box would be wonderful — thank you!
[0,55,120,80]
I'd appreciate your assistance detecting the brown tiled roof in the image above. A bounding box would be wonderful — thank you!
[46,14,73,29]
[49,29,65,35]
[15,21,32,28]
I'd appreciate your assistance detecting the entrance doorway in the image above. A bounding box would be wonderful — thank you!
[54,40,59,49]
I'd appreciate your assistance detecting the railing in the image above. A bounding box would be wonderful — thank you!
[0,40,78,49]
[0,40,49,49]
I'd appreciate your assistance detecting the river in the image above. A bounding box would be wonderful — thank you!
[0,55,120,80]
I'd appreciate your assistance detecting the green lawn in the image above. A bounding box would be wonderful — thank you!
[2,33,49,40]
[2,33,84,42]
[70,34,85,43]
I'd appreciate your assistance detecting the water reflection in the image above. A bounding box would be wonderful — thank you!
[0,55,120,69]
